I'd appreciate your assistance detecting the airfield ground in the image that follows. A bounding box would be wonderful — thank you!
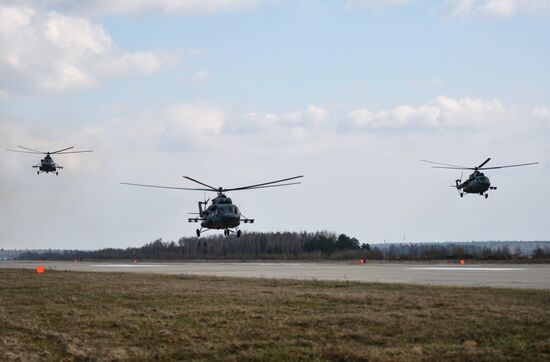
[1,269,549,361]
[2,260,550,289]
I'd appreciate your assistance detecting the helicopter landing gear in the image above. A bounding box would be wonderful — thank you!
[485,194,488,199]
[56,172,58,175]
[196,228,210,237]
[37,171,39,175]
[460,192,463,198]
[223,229,241,237]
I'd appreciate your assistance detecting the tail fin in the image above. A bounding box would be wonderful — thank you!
[455,172,463,189]
[198,201,204,217]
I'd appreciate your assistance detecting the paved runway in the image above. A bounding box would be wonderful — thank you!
[2,261,549,289]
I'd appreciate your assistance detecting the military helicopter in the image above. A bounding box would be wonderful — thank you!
[121,175,303,237]
[6,146,93,175]
[422,158,538,198]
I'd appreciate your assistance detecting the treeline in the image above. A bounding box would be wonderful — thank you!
[18,232,377,261]
[378,244,550,261]
[15,232,550,261]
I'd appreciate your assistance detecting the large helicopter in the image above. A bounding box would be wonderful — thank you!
[6,146,93,175]
[121,175,303,237]
[422,158,538,198]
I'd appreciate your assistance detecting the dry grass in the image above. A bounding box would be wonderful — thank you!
[0,269,549,361]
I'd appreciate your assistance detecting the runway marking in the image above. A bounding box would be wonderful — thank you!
[91,264,165,268]
[407,267,526,271]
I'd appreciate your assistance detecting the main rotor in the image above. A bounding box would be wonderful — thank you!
[6,146,93,155]
[121,175,304,195]
[421,158,539,172]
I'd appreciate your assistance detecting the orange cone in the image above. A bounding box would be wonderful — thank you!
[36,265,45,274]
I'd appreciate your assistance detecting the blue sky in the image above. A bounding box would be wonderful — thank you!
[1,0,549,249]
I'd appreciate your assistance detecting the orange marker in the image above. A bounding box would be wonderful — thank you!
[359,259,365,264]
[36,265,45,274]
[459,259,465,265]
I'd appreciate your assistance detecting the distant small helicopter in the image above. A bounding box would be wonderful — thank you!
[422,158,538,198]
[6,146,93,175]
[121,175,303,237]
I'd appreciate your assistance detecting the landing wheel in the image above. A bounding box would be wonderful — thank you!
[56,172,58,176]
[485,194,488,199]
[224,229,229,236]
[196,229,201,237]
[237,230,242,238]
[460,193,463,198]
[37,171,39,175]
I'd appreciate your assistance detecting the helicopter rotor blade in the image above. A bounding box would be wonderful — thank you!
[55,150,93,154]
[17,146,46,153]
[476,158,491,169]
[225,182,302,192]
[121,182,212,191]
[421,159,468,169]
[50,146,75,154]
[430,166,474,170]
[223,175,303,192]
[6,149,44,154]
[182,176,218,191]
[480,162,539,170]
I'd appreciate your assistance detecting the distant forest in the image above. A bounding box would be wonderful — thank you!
[13,232,550,261]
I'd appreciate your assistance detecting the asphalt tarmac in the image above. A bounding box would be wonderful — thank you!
[3,261,549,289]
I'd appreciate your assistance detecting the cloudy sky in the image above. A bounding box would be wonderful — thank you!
[1,0,549,249]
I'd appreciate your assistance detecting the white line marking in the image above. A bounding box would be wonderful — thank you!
[407,267,526,271]
[91,264,164,268]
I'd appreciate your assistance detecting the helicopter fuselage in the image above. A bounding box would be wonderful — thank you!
[200,195,241,229]
[188,193,255,236]
[457,171,491,194]
[191,194,242,230]
[35,154,62,174]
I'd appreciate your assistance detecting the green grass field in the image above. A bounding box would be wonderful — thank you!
[1,269,549,361]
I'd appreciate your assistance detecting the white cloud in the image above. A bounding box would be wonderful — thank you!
[445,0,550,17]
[0,5,178,95]
[6,0,264,16]
[341,96,509,132]
[225,105,330,133]
[164,104,225,134]
[306,105,329,124]
[158,104,226,151]
[532,106,550,121]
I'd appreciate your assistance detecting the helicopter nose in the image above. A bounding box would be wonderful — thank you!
[223,213,240,221]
